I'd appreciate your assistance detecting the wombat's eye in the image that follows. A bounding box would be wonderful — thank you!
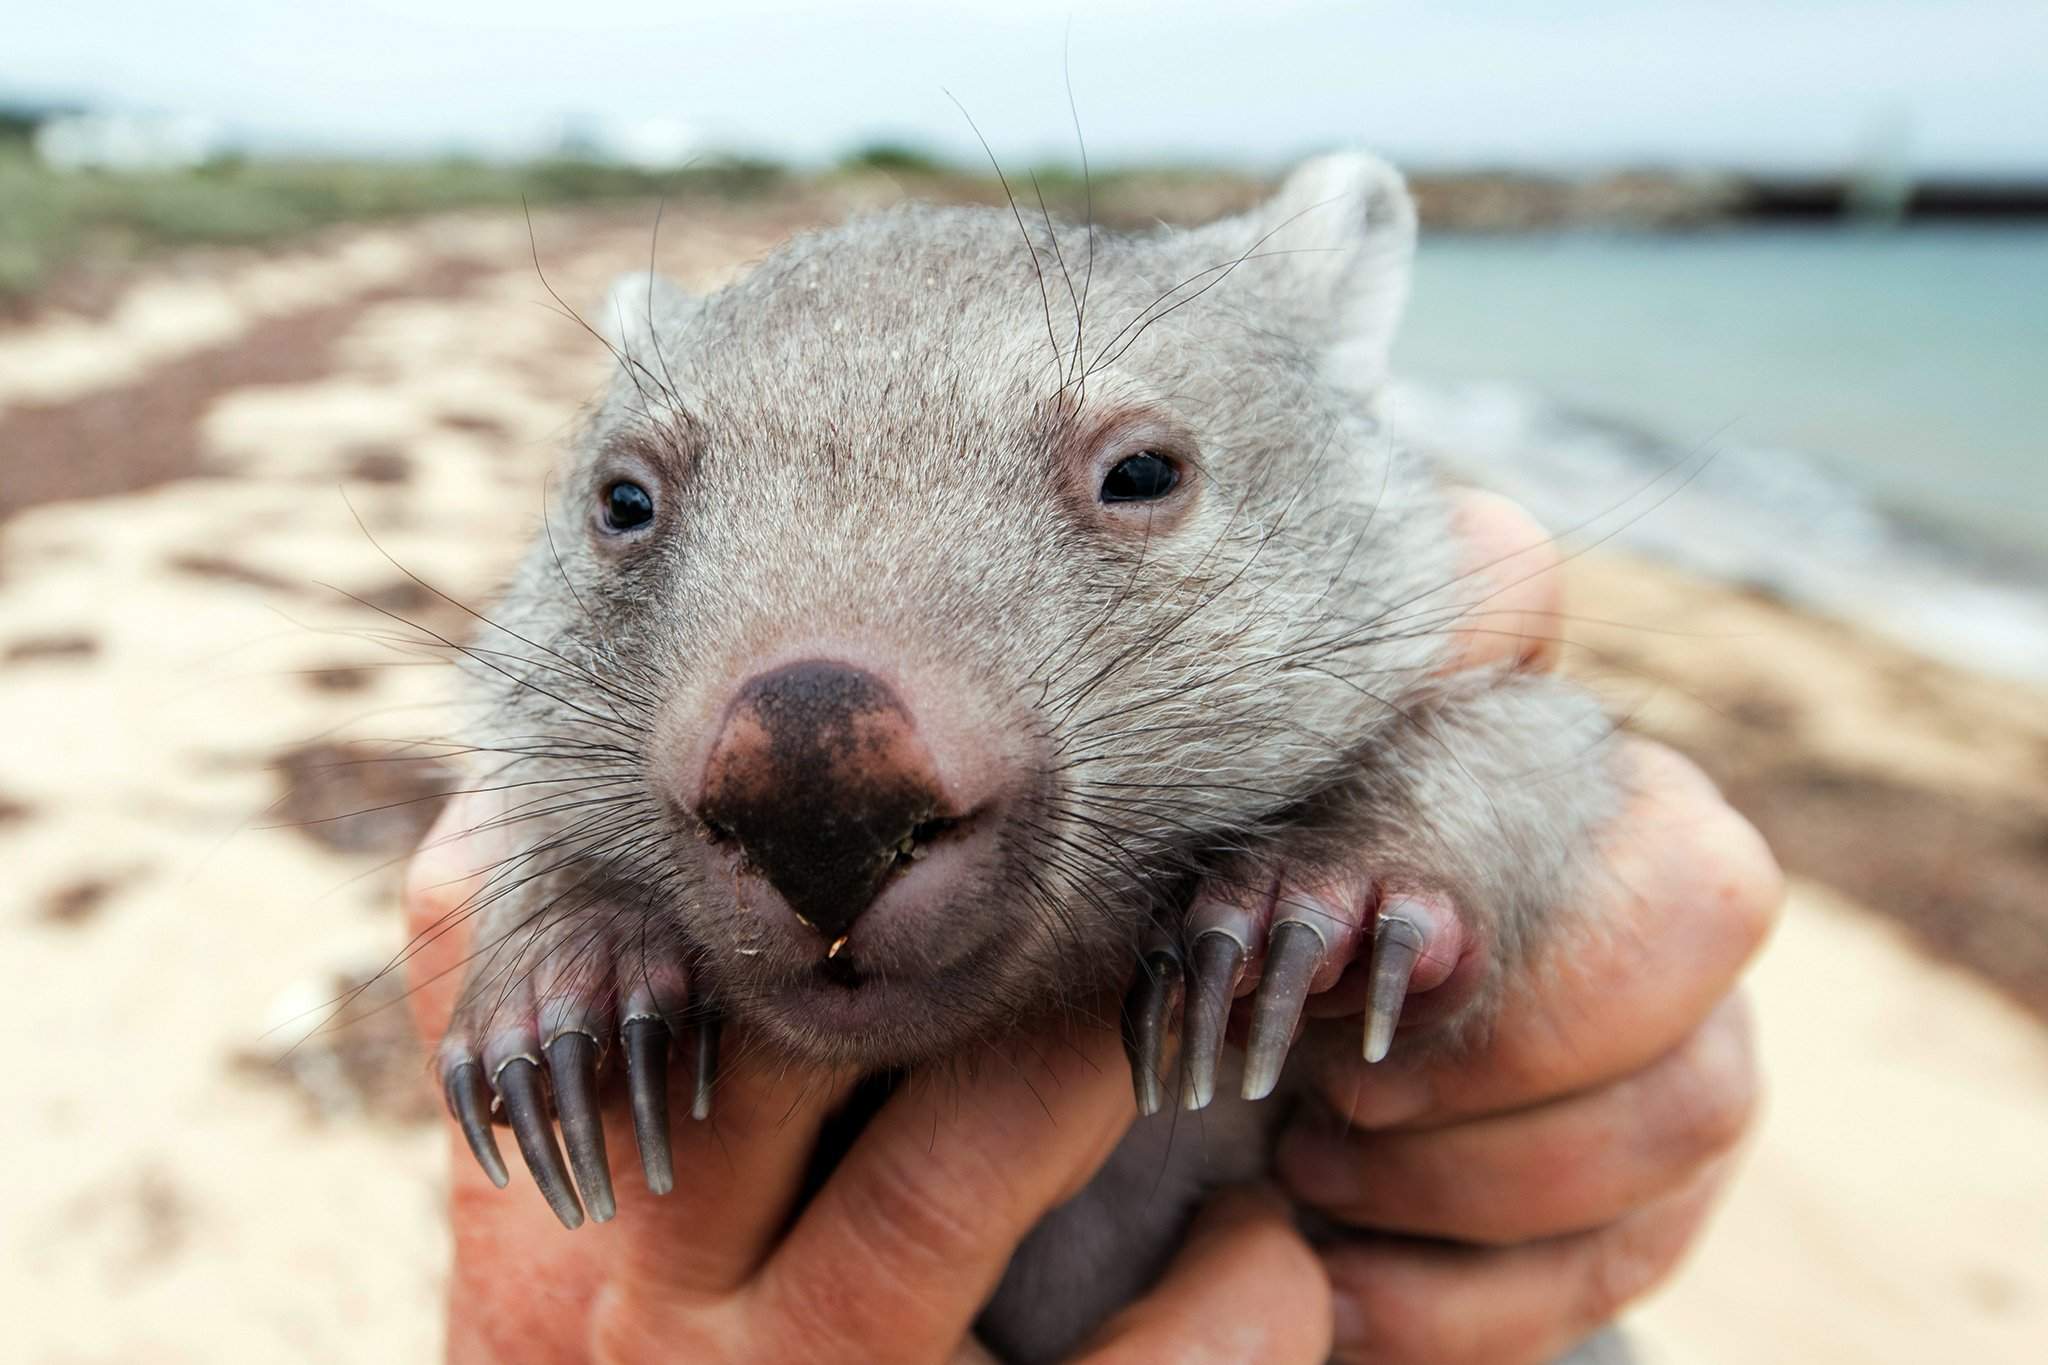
[1100,451,1179,502]
[603,480,655,531]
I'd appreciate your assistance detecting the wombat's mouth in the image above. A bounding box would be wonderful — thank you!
[814,953,864,988]
[696,806,977,930]
[739,933,1019,1066]
[891,814,960,867]
[683,788,1013,974]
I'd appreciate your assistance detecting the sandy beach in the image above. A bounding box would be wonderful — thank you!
[3,202,2044,1362]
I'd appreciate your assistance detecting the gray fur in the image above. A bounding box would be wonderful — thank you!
[450,153,1620,1359]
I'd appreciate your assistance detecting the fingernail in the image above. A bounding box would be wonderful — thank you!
[1274,1121,1366,1205]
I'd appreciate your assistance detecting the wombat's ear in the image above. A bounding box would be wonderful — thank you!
[1203,152,1416,392]
[598,271,698,374]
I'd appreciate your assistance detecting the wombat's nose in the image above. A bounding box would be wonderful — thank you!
[696,660,951,940]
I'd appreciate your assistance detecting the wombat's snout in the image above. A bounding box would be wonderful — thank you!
[694,659,982,942]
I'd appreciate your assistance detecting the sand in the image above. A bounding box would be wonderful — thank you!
[2,203,2042,1363]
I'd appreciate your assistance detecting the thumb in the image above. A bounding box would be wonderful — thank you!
[401,785,513,1044]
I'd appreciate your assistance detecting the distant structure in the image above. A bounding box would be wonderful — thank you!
[1844,104,1916,225]
[549,113,701,169]
[33,110,225,171]
[0,97,82,144]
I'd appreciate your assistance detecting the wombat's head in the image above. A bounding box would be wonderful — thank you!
[483,153,1459,1066]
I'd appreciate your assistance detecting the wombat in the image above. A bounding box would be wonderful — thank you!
[431,152,1620,1361]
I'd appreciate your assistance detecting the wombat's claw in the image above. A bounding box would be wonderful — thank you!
[691,1016,722,1122]
[1179,930,1248,1111]
[1120,928,1185,1117]
[496,1055,586,1228]
[621,1016,674,1195]
[1242,919,1328,1101]
[444,1060,509,1189]
[543,1031,615,1221]
[438,950,719,1229]
[1152,872,1465,1112]
[1364,906,1427,1063]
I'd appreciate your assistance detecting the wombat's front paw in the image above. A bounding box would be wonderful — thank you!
[1122,865,1472,1114]
[435,923,718,1228]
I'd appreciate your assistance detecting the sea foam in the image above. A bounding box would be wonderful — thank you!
[1386,378,2048,682]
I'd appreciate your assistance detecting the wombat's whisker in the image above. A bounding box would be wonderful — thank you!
[325,583,646,739]
[340,500,666,716]
[944,90,1065,378]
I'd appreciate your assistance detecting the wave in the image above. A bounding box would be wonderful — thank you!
[1384,377,2048,683]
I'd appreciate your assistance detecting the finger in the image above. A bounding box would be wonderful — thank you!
[747,1022,1137,1361]
[419,789,621,1360]
[1322,1160,1732,1365]
[605,1036,858,1304]
[402,787,514,1043]
[1077,1185,1333,1365]
[1441,488,1565,675]
[1280,995,1757,1244]
[1304,737,1782,1129]
[446,1122,618,1364]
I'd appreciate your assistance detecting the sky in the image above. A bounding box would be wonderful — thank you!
[8,0,2046,173]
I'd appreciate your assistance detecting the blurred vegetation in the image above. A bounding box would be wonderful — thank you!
[832,139,1235,205]
[837,140,952,175]
[0,144,786,302]
[0,135,1267,305]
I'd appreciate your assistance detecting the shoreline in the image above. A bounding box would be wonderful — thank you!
[5,150,2046,312]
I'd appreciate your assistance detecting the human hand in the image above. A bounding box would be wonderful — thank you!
[398,489,1776,1364]
[1279,491,1783,1363]
[403,798,1334,1364]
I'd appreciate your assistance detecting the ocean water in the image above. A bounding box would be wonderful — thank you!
[1386,227,2048,679]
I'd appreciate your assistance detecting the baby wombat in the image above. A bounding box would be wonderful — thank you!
[432,153,1619,1361]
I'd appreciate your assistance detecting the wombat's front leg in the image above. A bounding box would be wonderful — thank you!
[433,863,718,1228]
[1123,671,1621,1110]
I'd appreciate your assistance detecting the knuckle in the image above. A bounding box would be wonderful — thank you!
[398,846,448,920]
[401,839,474,930]
[402,792,508,923]
[1623,738,1785,954]
[1619,733,1726,798]
[1579,1227,1675,1324]
[1325,1257,1439,1364]
[1448,488,1564,673]
[1709,808,1785,953]
[1668,1006,1762,1162]
[1573,1185,1709,1328]
[1454,489,1557,574]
